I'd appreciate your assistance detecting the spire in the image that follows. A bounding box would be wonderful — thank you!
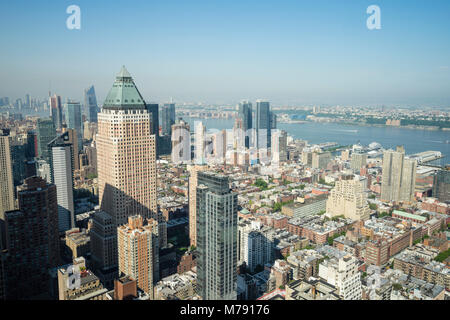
[102,66,147,110]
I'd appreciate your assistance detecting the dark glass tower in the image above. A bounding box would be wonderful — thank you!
[84,85,99,123]
[196,172,237,300]
[433,169,450,203]
[161,103,176,136]
[238,101,253,149]
[256,100,271,149]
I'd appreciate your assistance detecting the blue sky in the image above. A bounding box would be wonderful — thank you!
[1,0,449,106]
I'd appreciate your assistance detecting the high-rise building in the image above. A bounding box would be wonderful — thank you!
[49,94,63,131]
[237,101,253,149]
[351,152,367,172]
[381,146,417,203]
[10,140,27,188]
[48,132,75,233]
[433,169,450,203]
[65,101,83,151]
[256,100,271,149]
[90,210,118,289]
[61,128,80,171]
[146,103,161,155]
[36,118,56,163]
[3,177,60,299]
[271,130,288,163]
[171,119,191,163]
[84,85,99,123]
[118,215,159,299]
[326,175,371,221]
[187,164,207,247]
[97,68,157,216]
[238,221,273,273]
[197,172,238,300]
[161,103,176,136]
[0,129,15,221]
[312,151,332,169]
[194,121,206,165]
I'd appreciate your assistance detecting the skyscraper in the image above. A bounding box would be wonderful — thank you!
[49,94,63,131]
[161,103,176,136]
[433,169,450,203]
[48,132,75,233]
[0,129,15,221]
[187,164,207,247]
[36,118,56,163]
[196,172,238,300]
[61,128,80,171]
[381,146,417,203]
[194,121,206,165]
[237,101,252,149]
[171,119,191,163]
[3,176,60,299]
[256,100,271,149]
[117,215,159,299]
[84,85,99,123]
[65,101,83,151]
[97,66,165,246]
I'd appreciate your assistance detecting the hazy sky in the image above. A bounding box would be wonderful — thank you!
[1,0,450,107]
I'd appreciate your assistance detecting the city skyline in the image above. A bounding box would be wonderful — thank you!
[1,0,450,106]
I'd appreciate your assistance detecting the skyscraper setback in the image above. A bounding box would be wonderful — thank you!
[96,66,165,246]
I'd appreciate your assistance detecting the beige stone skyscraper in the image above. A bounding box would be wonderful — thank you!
[188,164,207,247]
[118,215,158,299]
[97,67,159,225]
[0,129,15,221]
[381,146,416,203]
[326,175,371,221]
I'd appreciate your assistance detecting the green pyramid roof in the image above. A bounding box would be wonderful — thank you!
[102,66,147,110]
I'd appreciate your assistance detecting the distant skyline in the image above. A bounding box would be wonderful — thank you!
[1,0,450,106]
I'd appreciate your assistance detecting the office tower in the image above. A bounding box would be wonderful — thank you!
[171,119,191,163]
[326,175,371,221]
[187,164,207,247]
[312,151,332,169]
[25,94,31,108]
[256,100,271,149]
[48,133,75,233]
[301,150,313,167]
[351,152,368,172]
[237,101,252,149]
[26,130,38,159]
[49,94,63,131]
[84,85,99,123]
[146,103,161,155]
[90,210,118,289]
[3,177,60,299]
[36,118,56,163]
[381,146,417,203]
[65,101,83,151]
[197,172,238,300]
[270,112,277,130]
[194,121,206,164]
[118,215,159,299]
[97,67,157,222]
[0,130,15,221]
[62,128,80,171]
[271,130,287,163]
[161,103,176,136]
[433,169,450,202]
